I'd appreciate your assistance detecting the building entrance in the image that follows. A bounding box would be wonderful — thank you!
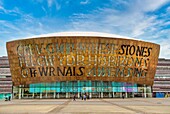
[12,81,151,99]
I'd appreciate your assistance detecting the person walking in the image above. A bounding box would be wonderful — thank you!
[122,94,125,99]
[81,94,83,100]
[84,94,86,101]
[9,96,11,101]
[87,94,89,100]
[73,95,76,101]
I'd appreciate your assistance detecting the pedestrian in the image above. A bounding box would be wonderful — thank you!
[9,96,11,101]
[73,95,76,101]
[122,94,125,99]
[87,94,89,100]
[84,94,86,101]
[81,96,84,100]
[80,94,82,100]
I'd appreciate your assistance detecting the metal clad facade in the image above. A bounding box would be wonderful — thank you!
[6,35,160,86]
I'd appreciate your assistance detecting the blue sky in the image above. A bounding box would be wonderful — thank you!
[0,0,170,58]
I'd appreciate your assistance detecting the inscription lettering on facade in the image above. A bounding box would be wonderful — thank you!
[6,36,160,86]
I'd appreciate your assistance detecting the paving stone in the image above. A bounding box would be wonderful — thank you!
[0,98,170,114]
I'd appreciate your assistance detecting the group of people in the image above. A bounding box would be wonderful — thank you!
[81,94,90,101]
[73,93,126,101]
[73,94,90,101]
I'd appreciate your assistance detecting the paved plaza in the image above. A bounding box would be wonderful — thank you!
[0,98,170,114]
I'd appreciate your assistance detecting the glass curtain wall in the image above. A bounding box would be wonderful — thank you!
[12,81,151,99]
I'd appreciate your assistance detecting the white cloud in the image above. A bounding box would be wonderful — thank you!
[0,0,170,59]
[47,0,53,7]
[166,6,170,13]
[72,0,169,36]
[0,6,9,13]
[0,13,67,44]
[129,0,169,12]
[0,13,50,42]
[0,2,22,18]
[47,0,61,10]
[80,0,90,5]
[0,20,20,31]
[42,6,47,14]
[55,1,61,10]
[131,16,156,37]
[0,48,6,57]
[0,0,3,6]
[69,0,170,58]
[159,37,170,58]
[0,38,7,56]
